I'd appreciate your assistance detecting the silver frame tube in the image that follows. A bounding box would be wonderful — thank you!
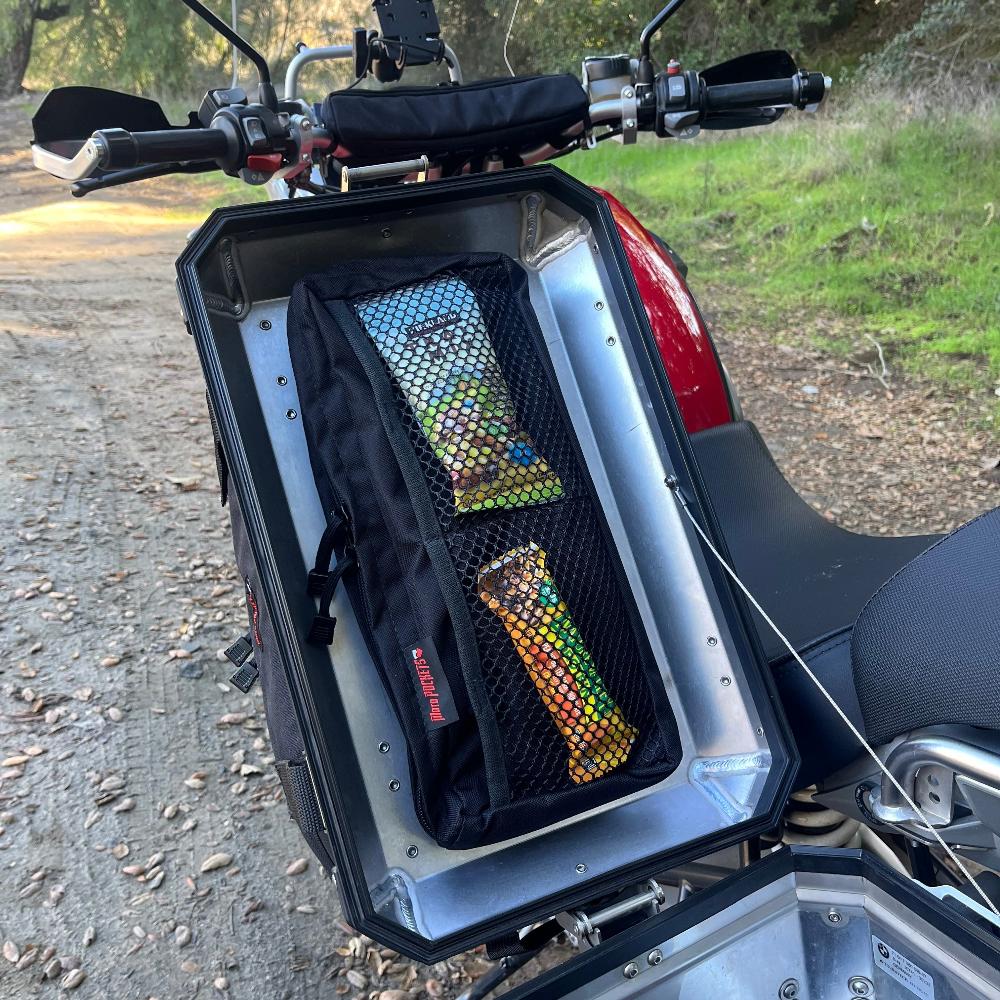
[284,41,463,101]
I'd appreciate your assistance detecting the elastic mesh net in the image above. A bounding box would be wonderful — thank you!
[352,260,666,800]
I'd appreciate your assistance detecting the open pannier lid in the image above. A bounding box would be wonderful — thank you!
[176,165,798,962]
[508,846,1000,999]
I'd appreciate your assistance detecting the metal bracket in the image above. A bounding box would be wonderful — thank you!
[340,154,429,192]
[564,879,665,947]
[620,85,639,145]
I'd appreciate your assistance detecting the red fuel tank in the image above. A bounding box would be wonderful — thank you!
[599,189,732,433]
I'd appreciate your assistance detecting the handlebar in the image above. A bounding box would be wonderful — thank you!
[93,126,230,169]
[31,125,235,181]
[30,51,829,190]
[703,71,827,112]
[654,67,829,137]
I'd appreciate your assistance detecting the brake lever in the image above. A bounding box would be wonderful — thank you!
[70,160,219,197]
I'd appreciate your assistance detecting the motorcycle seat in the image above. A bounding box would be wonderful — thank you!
[690,420,938,660]
[852,506,1000,746]
[321,75,589,164]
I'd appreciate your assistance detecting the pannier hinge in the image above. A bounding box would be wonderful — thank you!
[340,154,429,192]
[561,879,665,947]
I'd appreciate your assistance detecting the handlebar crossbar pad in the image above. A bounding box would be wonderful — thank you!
[321,75,588,163]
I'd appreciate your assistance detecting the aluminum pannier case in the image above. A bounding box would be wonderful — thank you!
[508,846,1000,999]
[176,166,798,962]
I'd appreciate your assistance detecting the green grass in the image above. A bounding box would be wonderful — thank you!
[564,102,1000,401]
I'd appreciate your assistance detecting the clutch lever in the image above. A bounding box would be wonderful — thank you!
[70,160,219,198]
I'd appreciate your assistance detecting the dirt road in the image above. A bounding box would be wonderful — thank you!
[1,97,995,1000]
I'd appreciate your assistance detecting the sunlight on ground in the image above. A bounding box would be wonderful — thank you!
[0,197,203,237]
[0,197,205,259]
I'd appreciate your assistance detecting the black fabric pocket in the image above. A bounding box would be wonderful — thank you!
[288,253,682,849]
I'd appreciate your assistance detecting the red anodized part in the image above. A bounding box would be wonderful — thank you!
[597,189,732,434]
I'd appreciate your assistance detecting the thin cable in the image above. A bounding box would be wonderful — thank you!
[667,482,1000,917]
[229,0,239,89]
[503,0,521,77]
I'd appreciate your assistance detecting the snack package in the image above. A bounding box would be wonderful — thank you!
[354,276,563,513]
[478,542,637,782]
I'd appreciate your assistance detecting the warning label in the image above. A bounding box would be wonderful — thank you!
[872,934,935,1000]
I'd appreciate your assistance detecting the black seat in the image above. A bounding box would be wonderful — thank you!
[321,75,588,164]
[690,420,938,661]
[852,507,1000,747]
[691,419,945,786]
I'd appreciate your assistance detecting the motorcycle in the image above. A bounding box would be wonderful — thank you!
[28,0,1000,993]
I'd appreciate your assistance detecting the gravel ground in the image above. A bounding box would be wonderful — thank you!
[1,98,996,1000]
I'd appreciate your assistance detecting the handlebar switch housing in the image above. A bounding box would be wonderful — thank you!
[198,87,248,127]
[654,70,702,138]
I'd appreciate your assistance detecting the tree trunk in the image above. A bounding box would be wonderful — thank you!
[0,0,39,99]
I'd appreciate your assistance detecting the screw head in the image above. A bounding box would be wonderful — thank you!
[647,949,662,966]
[849,976,873,996]
[276,375,288,386]
[594,301,604,310]
[778,980,799,1000]
[720,676,732,687]
[405,845,418,858]
[575,863,587,874]
[625,119,636,129]
[623,963,639,980]
[381,227,392,238]
[606,335,616,346]
[623,88,634,99]
[707,636,718,646]
[378,741,390,753]
[827,908,843,924]
[388,778,401,792]
[285,409,297,420]
[259,319,272,331]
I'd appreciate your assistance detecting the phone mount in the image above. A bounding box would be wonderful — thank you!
[353,0,445,83]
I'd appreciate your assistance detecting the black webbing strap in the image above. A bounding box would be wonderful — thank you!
[307,554,355,645]
[275,758,337,876]
[205,392,229,507]
[275,758,325,835]
[307,511,348,595]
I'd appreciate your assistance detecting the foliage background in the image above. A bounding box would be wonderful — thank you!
[5,0,993,101]
[3,0,998,410]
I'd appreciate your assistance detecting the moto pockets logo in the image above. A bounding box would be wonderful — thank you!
[404,638,458,731]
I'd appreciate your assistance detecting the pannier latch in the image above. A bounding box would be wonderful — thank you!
[562,879,665,947]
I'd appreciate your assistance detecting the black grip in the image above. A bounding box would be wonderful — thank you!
[704,71,826,112]
[704,77,796,111]
[95,127,230,169]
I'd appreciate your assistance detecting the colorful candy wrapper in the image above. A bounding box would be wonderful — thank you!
[478,542,637,782]
[354,276,563,514]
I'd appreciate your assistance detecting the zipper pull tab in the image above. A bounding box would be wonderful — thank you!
[224,633,259,691]
[229,657,260,693]
[225,633,253,667]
